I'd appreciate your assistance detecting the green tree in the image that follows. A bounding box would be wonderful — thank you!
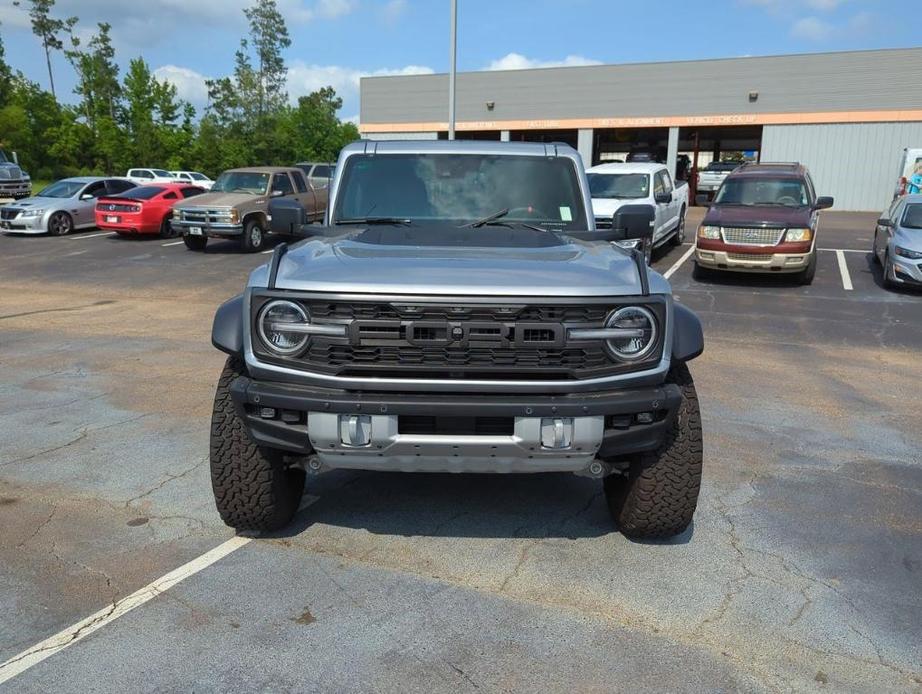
[243,0,291,118]
[0,24,13,107]
[12,0,77,99]
[122,58,158,164]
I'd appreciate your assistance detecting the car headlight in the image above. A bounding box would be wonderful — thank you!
[229,210,240,224]
[20,208,44,217]
[697,225,721,240]
[895,246,922,260]
[603,306,658,362]
[784,227,813,242]
[257,300,311,355]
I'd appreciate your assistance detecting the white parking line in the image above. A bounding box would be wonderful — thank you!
[819,247,866,253]
[161,240,185,247]
[0,495,320,685]
[663,245,697,279]
[261,248,275,254]
[0,536,251,684]
[835,250,854,291]
[70,231,116,240]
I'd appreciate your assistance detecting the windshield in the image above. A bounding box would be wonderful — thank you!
[115,185,166,200]
[587,173,649,200]
[714,177,809,207]
[333,154,588,230]
[0,151,7,164]
[211,172,269,195]
[902,203,922,229]
[37,180,85,198]
[191,173,209,181]
[151,169,171,177]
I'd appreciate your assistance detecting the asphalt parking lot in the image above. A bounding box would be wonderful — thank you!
[1,209,920,693]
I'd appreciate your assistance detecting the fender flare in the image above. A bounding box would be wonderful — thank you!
[212,294,244,357]
[672,302,704,362]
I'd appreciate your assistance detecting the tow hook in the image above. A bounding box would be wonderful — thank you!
[575,459,611,479]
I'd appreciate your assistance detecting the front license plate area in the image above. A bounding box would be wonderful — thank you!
[189,227,203,236]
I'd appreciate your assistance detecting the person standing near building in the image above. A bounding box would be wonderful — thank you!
[908,163,922,194]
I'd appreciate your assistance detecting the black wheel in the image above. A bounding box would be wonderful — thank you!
[240,218,265,253]
[159,216,173,239]
[871,232,881,265]
[184,234,207,251]
[604,363,702,539]
[47,211,73,236]
[797,253,817,286]
[691,261,712,281]
[671,206,686,246]
[210,357,305,531]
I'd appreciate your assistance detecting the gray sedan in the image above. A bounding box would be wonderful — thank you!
[0,177,136,235]
[874,194,922,289]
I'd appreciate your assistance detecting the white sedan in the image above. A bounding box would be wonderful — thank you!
[170,171,214,190]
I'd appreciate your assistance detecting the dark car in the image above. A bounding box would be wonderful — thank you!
[693,162,833,285]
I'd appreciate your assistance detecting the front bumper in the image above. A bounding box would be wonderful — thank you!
[174,220,243,238]
[0,182,32,199]
[0,213,48,233]
[695,242,812,274]
[230,376,681,474]
[889,255,922,285]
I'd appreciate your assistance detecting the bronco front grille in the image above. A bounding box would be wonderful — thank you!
[721,227,785,245]
[251,297,666,382]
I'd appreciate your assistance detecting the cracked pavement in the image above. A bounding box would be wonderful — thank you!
[0,213,920,693]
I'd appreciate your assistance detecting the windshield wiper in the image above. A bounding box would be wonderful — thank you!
[465,208,551,233]
[466,208,510,228]
[335,217,413,226]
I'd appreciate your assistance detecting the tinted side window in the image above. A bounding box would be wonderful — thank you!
[890,200,905,224]
[84,181,108,198]
[661,170,674,193]
[163,191,178,200]
[311,165,331,188]
[653,172,666,196]
[181,187,204,198]
[292,171,308,193]
[803,173,816,203]
[272,173,294,196]
[106,179,135,194]
[140,170,153,179]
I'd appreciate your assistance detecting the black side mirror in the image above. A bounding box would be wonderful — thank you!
[612,204,655,241]
[267,197,306,235]
[814,196,834,210]
[695,193,710,206]
[654,191,673,204]
[876,217,892,227]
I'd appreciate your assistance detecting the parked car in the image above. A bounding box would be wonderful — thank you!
[693,162,833,284]
[0,149,31,200]
[893,148,922,197]
[0,177,137,235]
[172,166,322,252]
[95,183,205,238]
[696,161,740,196]
[125,168,175,185]
[206,140,705,539]
[587,162,689,264]
[873,193,922,289]
[170,171,215,190]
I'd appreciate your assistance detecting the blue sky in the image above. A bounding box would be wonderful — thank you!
[0,0,914,122]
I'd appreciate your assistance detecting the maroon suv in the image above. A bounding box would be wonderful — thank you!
[693,162,833,285]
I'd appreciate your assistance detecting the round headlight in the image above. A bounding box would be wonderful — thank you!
[604,306,658,361]
[258,300,310,355]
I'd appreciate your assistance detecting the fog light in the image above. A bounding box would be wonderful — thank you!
[259,407,277,419]
[785,256,803,265]
[636,412,654,424]
[697,251,715,261]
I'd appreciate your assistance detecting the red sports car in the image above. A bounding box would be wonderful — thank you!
[95,183,205,238]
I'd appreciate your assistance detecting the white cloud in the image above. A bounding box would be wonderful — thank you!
[153,65,211,106]
[0,2,31,29]
[381,0,407,24]
[790,16,833,40]
[286,61,433,102]
[485,53,602,71]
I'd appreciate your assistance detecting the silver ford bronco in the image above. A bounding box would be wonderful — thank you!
[209,140,704,539]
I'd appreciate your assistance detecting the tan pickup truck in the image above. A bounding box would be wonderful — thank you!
[172,166,327,252]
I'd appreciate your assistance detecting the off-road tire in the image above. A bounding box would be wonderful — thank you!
[604,363,702,539]
[210,357,305,531]
[240,218,265,253]
[184,234,207,251]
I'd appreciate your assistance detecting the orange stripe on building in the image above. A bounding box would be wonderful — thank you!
[358,109,922,133]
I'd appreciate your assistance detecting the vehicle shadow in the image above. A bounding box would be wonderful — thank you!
[264,469,694,545]
[689,269,806,290]
[864,252,922,294]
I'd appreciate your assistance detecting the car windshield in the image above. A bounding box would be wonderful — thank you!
[902,203,922,229]
[333,153,588,230]
[587,173,649,199]
[37,180,85,198]
[211,172,269,194]
[0,151,8,163]
[191,173,208,181]
[116,185,166,200]
[714,177,809,207]
[151,169,171,177]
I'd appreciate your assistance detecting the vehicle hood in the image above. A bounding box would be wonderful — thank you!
[2,196,67,208]
[174,192,266,208]
[591,198,645,219]
[894,227,922,250]
[256,226,670,297]
[702,205,812,228]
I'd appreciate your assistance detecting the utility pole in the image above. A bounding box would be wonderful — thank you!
[448,0,457,140]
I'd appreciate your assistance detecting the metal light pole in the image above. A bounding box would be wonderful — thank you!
[448,0,458,140]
